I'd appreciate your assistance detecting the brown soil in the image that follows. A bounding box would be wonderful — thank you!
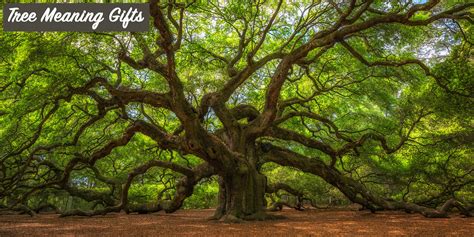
[0,209,473,236]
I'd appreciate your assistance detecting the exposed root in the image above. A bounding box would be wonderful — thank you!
[219,214,243,223]
[207,212,224,221]
[0,204,36,217]
[216,212,286,223]
[268,201,304,212]
[60,207,120,217]
[34,203,59,214]
[242,212,286,221]
[125,204,162,214]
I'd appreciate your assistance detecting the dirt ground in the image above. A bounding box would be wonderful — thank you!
[0,209,473,236]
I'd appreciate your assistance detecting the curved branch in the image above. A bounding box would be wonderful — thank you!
[339,40,473,98]
[259,143,473,218]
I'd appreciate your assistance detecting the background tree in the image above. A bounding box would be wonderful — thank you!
[0,0,473,221]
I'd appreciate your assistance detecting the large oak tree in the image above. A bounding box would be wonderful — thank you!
[1,0,473,221]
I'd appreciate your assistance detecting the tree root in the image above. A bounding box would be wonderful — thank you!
[125,204,162,214]
[268,201,304,212]
[0,204,36,217]
[34,203,59,214]
[216,212,286,223]
[219,214,244,223]
[242,212,286,221]
[60,207,120,217]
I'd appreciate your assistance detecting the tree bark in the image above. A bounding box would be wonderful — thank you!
[212,163,267,221]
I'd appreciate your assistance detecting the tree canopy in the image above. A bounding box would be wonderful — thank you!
[0,0,473,221]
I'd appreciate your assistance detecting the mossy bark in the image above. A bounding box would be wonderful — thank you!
[212,163,267,221]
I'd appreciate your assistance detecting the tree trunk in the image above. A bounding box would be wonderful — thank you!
[212,164,267,221]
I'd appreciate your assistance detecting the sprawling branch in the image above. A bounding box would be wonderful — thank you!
[259,143,473,217]
[340,40,473,97]
[2,0,472,221]
[248,1,473,134]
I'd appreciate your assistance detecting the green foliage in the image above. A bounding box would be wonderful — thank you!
[183,179,219,209]
[0,0,472,214]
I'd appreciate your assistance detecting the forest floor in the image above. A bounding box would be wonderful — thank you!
[0,208,473,236]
